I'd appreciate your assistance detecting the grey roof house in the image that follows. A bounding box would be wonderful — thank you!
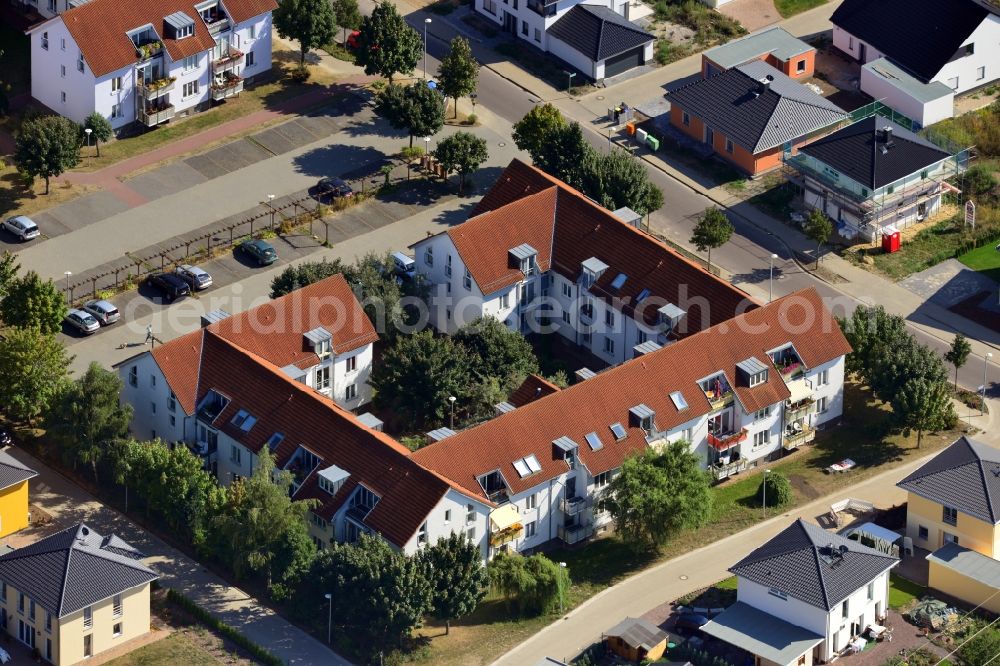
[701,26,816,79]
[547,4,654,81]
[702,519,898,665]
[668,60,846,176]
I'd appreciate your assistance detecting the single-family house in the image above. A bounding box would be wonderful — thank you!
[0,523,158,665]
[473,0,652,81]
[0,451,37,539]
[117,273,379,447]
[412,289,850,556]
[667,60,847,176]
[832,0,1000,126]
[701,27,816,80]
[25,0,276,131]
[410,158,753,364]
[702,519,898,665]
[786,116,964,241]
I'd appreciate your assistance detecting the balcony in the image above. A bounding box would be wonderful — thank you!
[579,305,594,326]
[489,523,523,547]
[561,495,592,517]
[701,375,734,411]
[770,347,804,379]
[708,428,747,451]
[211,74,243,101]
[783,425,815,450]
[213,48,244,74]
[345,504,373,524]
[138,102,174,127]
[134,40,164,61]
[711,457,748,481]
[202,10,229,32]
[785,397,815,422]
[558,522,594,545]
[137,77,175,101]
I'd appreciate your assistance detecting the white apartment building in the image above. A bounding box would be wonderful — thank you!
[26,0,275,131]
[703,519,898,665]
[413,287,851,556]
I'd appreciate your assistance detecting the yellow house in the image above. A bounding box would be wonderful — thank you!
[0,450,38,538]
[896,436,1000,556]
[0,523,158,665]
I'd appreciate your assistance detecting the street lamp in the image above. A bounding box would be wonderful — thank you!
[763,469,771,517]
[84,127,92,154]
[470,93,477,115]
[267,193,275,228]
[324,592,332,644]
[64,270,72,293]
[423,18,432,80]
[769,253,778,303]
[564,71,576,93]
[983,352,993,415]
[448,395,456,428]
[558,562,567,613]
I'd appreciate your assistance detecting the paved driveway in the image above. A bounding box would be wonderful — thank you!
[1,448,352,666]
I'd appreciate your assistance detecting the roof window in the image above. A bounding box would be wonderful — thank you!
[610,272,628,290]
[670,391,688,411]
[584,432,603,451]
[609,422,627,440]
[266,432,285,451]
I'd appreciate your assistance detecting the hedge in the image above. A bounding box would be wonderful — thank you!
[166,588,284,666]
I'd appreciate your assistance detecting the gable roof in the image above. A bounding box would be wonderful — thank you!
[148,274,377,415]
[0,450,37,492]
[49,0,276,78]
[897,436,1000,524]
[432,159,752,333]
[194,333,482,547]
[831,0,990,83]
[509,374,562,407]
[729,519,898,610]
[548,4,653,62]
[412,288,850,500]
[0,523,157,618]
[799,116,952,189]
[668,60,846,154]
[605,617,668,650]
[703,26,813,70]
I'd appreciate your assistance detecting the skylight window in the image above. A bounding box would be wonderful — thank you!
[636,288,651,302]
[266,432,285,451]
[670,391,688,411]
[585,432,603,451]
[610,273,628,290]
[513,454,542,478]
[513,459,531,478]
[231,409,249,427]
[239,415,257,432]
[610,423,627,440]
[524,454,541,473]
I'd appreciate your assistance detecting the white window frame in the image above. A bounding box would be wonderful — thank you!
[111,76,122,92]
[315,366,331,390]
[83,606,92,629]
[345,355,357,373]
[345,383,357,401]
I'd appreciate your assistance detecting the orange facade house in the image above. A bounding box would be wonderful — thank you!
[667,60,846,177]
[701,26,816,80]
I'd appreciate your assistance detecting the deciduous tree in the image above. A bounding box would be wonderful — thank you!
[581,148,664,216]
[455,316,539,392]
[0,270,68,335]
[0,327,72,423]
[273,0,337,64]
[606,441,713,551]
[0,251,20,301]
[14,115,82,194]
[944,333,972,391]
[82,111,113,157]
[757,471,792,508]
[356,1,422,83]
[535,122,592,189]
[47,363,132,481]
[332,0,363,43]
[417,532,488,634]
[433,131,488,192]
[804,209,833,268]
[892,376,955,448]
[690,207,733,274]
[512,103,566,159]
[376,82,445,148]
[437,37,478,118]
[270,258,349,298]
[960,626,1000,666]
[487,552,570,616]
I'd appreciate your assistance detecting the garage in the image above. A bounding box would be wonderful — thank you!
[604,47,645,78]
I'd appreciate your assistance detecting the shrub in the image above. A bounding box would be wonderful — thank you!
[757,472,793,508]
[166,589,283,666]
[465,113,478,125]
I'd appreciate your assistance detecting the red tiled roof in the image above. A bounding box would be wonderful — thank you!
[196,333,470,547]
[442,159,755,332]
[412,287,851,499]
[150,328,204,414]
[55,0,274,78]
[209,274,379,370]
[509,374,561,407]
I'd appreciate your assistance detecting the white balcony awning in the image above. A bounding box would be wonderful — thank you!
[490,504,521,532]
[787,378,811,404]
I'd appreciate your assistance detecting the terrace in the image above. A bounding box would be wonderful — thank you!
[211,72,243,101]
[769,345,804,378]
[138,99,174,127]
[137,76,175,101]
[700,373,734,411]
[213,48,243,74]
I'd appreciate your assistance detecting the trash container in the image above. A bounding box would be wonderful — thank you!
[626,121,636,136]
[646,135,660,151]
[636,128,648,143]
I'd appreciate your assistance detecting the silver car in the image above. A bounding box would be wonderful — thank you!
[82,299,120,326]
[2,215,40,241]
[64,309,100,335]
[175,264,213,290]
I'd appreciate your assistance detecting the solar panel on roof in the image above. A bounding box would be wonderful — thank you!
[585,432,603,451]
[513,459,531,478]
[610,423,627,439]
[610,273,628,290]
[524,454,541,473]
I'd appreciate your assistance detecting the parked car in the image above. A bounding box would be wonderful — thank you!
[316,176,353,200]
[346,30,361,49]
[391,251,416,280]
[64,308,101,335]
[2,215,40,241]
[240,238,277,266]
[674,613,709,634]
[175,264,214,290]
[145,272,191,302]
[82,299,121,326]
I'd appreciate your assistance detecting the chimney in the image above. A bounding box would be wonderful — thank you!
[758,75,773,94]
[882,126,893,143]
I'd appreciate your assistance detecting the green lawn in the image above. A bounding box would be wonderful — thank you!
[774,0,828,18]
[958,242,1000,283]
[888,573,925,610]
[104,633,222,666]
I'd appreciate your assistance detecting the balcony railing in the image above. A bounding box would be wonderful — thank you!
[490,523,523,547]
[579,306,594,325]
[213,48,244,74]
[203,11,229,32]
[487,488,509,504]
[708,428,747,451]
[137,77,175,101]
[705,390,734,411]
[783,426,815,450]
[558,522,594,545]
[345,504,373,524]
[138,103,174,127]
[561,495,592,517]
[778,361,804,378]
[785,398,815,421]
[211,76,243,101]
[134,40,164,61]
[711,458,747,481]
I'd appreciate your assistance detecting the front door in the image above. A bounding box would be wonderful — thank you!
[705,126,714,148]
[503,11,517,34]
[858,42,867,63]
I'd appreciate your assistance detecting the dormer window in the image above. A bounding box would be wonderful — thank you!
[737,358,769,388]
[629,405,656,436]
[657,303,686,333]
[317,464,349,496]
[580,257,609,288]
[509,243,538,276]
[305,327,333,358]
[165,11,196,39]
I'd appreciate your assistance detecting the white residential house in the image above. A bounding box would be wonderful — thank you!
[702,519,899,665]
[26,0,275,131]
[831,0,1000,126]
[413,287,851,555]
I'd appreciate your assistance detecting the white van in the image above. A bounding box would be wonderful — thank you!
[392,252,416,280]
